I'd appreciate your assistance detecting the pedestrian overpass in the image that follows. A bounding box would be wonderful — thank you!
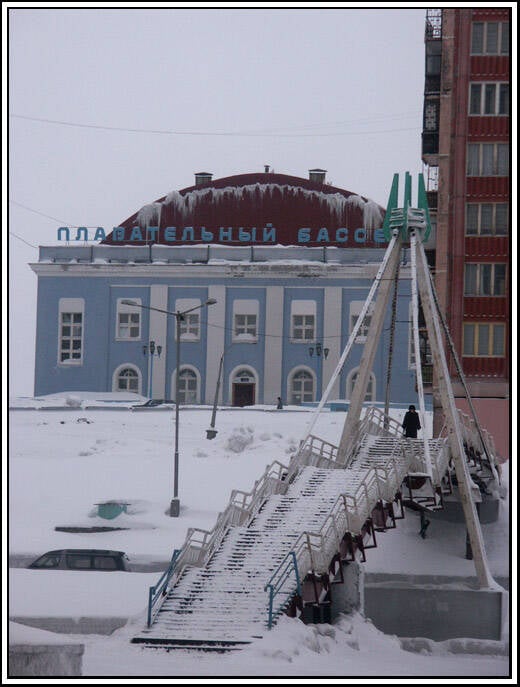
[131,174,503,650]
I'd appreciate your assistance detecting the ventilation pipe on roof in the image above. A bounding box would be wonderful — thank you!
[309,169,327,184]
[195,172,213,185]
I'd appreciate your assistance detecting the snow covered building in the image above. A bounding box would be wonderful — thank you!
[31,169,421,406]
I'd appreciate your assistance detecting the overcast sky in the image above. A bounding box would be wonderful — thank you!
[8,5,429,396]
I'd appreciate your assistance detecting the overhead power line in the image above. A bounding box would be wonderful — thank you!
[10,200,98,228]
[11,113,420,138]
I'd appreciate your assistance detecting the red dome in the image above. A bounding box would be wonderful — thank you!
[103,172,385,248]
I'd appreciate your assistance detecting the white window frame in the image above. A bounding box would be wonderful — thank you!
[463,322,506,357]
[465,203,509,236]
[469,82,509,116]
[346,367,376,402]
[288,366,316,405]
[464,263,507,296]
[290,300,316,343]
[173,365,201,404]
[471,21,509,55]
[58,298,84,365]
[467,143,509,176]
[112,363,142,394]
[175,298,201,341]
[116,298,141,340]
[232,299,259,343]
[349,300,375,343]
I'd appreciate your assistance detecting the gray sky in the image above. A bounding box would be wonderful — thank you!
[8,5,428,396]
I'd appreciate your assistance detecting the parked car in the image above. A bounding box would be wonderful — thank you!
[28,549,129,571]
[132,399,175,408]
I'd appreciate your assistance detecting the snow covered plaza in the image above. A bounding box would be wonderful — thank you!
[8,396,510,678]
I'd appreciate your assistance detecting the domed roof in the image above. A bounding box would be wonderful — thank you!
[103,172,386,248]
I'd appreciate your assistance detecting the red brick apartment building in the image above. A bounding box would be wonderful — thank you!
[421,8,511,459]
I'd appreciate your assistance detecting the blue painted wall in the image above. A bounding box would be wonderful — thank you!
[34,272,419,405]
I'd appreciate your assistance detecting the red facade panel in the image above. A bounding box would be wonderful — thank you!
[470,55,509,78]
[462,356,506,378]
[465,236,509,258]
[467,117,509,139]
[471,9,511,21]
[466,177,509,199]
[464,297,508,319]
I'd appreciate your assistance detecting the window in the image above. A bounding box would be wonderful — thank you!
[235,314,257,338]
[177,368,199,404]
[31,554,60,568]
[467,143,509,176]
[116,298,141,340]
[66,555,92,569]
[232,299,259,342]
[290,369,315,405]
[58,298,84,364]
[466,203,509,235]
[93,556,117,570]
[471,21,509,55]
[117,367,139,392]
[464,264,506,296]
[469,83,509,115]
[350,301,374,343]
[463,322,505,356]
[347,369,376,402]
[291,300,316,342]
[175,299,201,341]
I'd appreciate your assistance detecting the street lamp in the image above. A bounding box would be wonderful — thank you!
[142,340,162,399]
[308,342,329,359]
[121,297,217,517]
[206,351,224,440]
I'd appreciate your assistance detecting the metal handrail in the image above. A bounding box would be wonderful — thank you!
[264,437,416,625]
[147,549,181,627]
[145,458,290,628]
[264,551,301,629]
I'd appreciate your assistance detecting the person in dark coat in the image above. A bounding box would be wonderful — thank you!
[402,404,421,438]
[276,397,284,410]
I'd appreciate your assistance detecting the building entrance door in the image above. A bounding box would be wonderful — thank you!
[232,383,255,407]
[231,368,256,407]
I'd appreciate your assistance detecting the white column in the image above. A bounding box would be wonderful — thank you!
[205,286,226,404]
[264,286,284,405]
[149,285,168,399]
[322,287,342,400]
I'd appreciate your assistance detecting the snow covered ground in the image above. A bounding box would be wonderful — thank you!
[7,394,513,679]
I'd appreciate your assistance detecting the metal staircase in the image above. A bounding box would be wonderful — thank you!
[131,173,502,650]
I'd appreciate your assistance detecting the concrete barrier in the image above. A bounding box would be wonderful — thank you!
[11,616,128,635]
[363,575,505,641]
[9,643,84,677]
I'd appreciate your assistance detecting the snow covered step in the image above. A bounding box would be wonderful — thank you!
[133,442,422,648]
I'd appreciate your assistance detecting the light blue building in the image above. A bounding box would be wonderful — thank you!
[30,171,424,406]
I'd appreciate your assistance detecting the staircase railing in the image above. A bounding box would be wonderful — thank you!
[264,437,412,625]
[264,551,301,629]
[147,549,180,627]
[145,459,290,624]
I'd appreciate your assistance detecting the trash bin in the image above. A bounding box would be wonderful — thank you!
[95,502,129,520]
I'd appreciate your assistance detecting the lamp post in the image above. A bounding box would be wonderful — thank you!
[206,352,224,440]
[142,340,162,399]
[308,342,329,359]
[121,298,217,517]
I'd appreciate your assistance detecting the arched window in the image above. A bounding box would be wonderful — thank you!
[346,368,376,402]
[289,368,315,405]
[114,366,141,394]
[177,367,199,404]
